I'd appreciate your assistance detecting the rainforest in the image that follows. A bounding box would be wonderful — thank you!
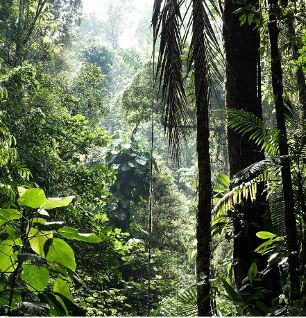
[0,0,306,316]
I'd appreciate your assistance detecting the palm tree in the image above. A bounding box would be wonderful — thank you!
[152,0,220,315]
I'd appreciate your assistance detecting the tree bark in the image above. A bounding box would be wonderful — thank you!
[268,0,299,297]
[223,0,280,300]
[193,1,212,315]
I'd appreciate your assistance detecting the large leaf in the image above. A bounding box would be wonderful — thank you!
[21,264,49,292]
[135,157,147,165]
[218,173,230,188]
[0,209,22,226]
[58,226,101,242]
[248,262,258,285]
[45,238,76,271]
[221,278,247,308]
[54,278,72,300]
[18,189,46,209]
[42,197,74,210]
[0,240,18,274]
[38,293,67,316]
[28,218,53,257]
[54,292,86,316]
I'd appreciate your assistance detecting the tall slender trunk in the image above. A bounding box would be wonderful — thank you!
[193,1,212,315]
[286,15,306,121]
[268,0,299,297]
[223,0,281,300]
[16,0,25,65]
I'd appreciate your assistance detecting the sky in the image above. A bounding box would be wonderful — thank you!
[82,0,153,48]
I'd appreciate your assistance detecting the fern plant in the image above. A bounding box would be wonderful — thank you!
[213,108,306,303]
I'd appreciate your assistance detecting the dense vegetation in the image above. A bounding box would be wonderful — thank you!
[0,0,305,316]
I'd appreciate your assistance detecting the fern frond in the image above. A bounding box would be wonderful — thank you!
[216,108,280,157]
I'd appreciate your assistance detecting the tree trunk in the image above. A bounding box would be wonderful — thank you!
[268,0,300,297]
[16,0,25,65]
[223,0,280,299]
[286,14,306,121]
[193,1,212,315]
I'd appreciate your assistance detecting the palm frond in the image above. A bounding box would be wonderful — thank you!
[212,159,281,217]
[178,284,198,316]
[152,0,188,161]
[217,108,280,157]
[152,0,222,161]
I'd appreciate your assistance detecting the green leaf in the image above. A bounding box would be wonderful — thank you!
[58,226,101,242]
[45,238,76,271]
[120,199,130,208]
[256,300,271,313]
[248,12,253,25]
[21,264,49,292]
[239,13,247,25]
[54,278,72,300]
[0,240,18,274]
[135,157,147,165]
[43,197,74,210]
[121,163,130,171]
[233,7,244,14]
[0,209,22,226]
[54,292,86,316]
[33,222,65,231]
[18,189,46,209]
[248,262,258,284]
[28,218,53,257]
[218,173,230,188]
[256,231,275,239]
[221,278,247,307]
[38,293,67,316]
[105,152,114,163]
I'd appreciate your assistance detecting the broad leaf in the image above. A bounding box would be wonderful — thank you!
[0,209,22,226]
[42,197,74,210]
[248,262,258,285]
[21,264,49,292]
[38,293,67,316]
[221,278,247,307]
[28,218,53,257]
[135,157,147,165]
[54,292,86,316]
[18,189,46,209]
[54,278,72,300]
[58,226,101,242]
[45,238,76,271]
[218,173,230,188]
[0,240,18,274]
